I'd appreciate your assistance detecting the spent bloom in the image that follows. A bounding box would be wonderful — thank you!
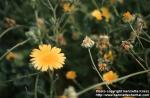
[96,35,110,52]
[122,11,134,23]
[103,70,118,84]
[30,44,66,71]
[64,86,77,98]
[91,9,102,21]
[81,36,95,48]
[66,71,77,80]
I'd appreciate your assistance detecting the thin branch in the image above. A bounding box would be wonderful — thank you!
[0,38,30,61]
[0,72,41,83]
[77,69,150,96]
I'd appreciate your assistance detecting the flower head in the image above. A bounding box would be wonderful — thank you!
[91,9,102,21]
[103,50,114,62]
[123,11,134,23]
[66,71,77,80]
[30,44,66,71]
[98,63,107,71]
[103,71,118,84]
[81,36,95,48]
[101,7,111,22]
[63,3,74,12]
[6,52,16,61]
[64,86,77,98]
[96,35,110,51]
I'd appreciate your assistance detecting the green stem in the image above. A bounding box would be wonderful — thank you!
[129,23,144,49]
[129,50,147,70]
[73,79,84,90]
[49,70,54,98]
[88,49,117,98]
[34,74,39,98]
[0,72,41,83]
[77,69,150,96]
[0,38,30,61]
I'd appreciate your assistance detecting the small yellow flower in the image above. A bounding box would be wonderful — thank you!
[91,9,102,21]
[81,36,95,48]
[63,3,74,12]
[103,50,114,62]
[123,11,134,23]
[101,7,111,22]
[103,71,118,84]
[30,44,66,71]
[6,52,16,61]
[66,71,77,80]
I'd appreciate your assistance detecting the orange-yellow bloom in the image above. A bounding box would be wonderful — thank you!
[123,11,134,23]
[103,71,118,84]
[101,7,111,22]
[66,71,77,80]
[6,52,16,61]
[63,3,74,12]
[91,9,102,21]
[30,44,66,71]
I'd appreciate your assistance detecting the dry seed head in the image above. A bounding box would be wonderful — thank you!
[135,16,147,34]
[81,36,95,48]
[96,35,110,51]
[121,41,133,51]
[64,86,77,98]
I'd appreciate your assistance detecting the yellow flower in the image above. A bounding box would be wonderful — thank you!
[103,50,114,62]
[103,71,118,84]
[66,71,77,80]
[91,9,102,21]
[101,7,111,22]
[30,44,66,71]
[6,52,16,61]
[123,11,134,23]
[63,3,74,12]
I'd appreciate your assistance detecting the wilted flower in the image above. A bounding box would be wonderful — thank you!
[81,36,95,48]
[36,18,47,32]
[64,86,77,98]
[101,7,111,22]
[30,44,66,71]
[91,9,102,21]
[96,35,110,52]
[121,41,133,51]
[4,17,16,28]
[98,63,107,71]
[122,11,134,23]
[66,71,77,80]
[56,34,67,46]
[6,52,16,61]
[135,15,147,34]
[103,71,118,84]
